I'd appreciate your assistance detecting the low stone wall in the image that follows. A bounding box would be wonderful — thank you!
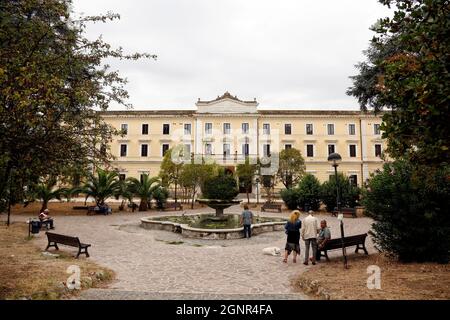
[140,216,286,240]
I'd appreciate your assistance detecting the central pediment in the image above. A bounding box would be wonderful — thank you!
[195,91,258,114]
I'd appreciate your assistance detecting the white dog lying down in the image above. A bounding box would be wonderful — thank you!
[262,246,281,256]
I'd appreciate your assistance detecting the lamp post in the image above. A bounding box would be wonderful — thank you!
[255,177,260,205]
[327,153,348,269]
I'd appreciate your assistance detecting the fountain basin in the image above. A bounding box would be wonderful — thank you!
[140,213,287,240]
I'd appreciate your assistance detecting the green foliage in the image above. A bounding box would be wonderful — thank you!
[0,0,154,209]
[347,0,449,165]
[179,163,217,208]
[79,169,121,206]
[152,186,169,210]
[201,171,239,201]
[363,160,450,263]
[25,178,64,212]
[126,174,160,211]
[277,148,305,188]
[236,158,257,203]
[280,188,299,210]
[321,173,360,212]
[297,174,322,211]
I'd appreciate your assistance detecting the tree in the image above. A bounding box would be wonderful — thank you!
[297,174,322,211]
[236,158,257,203]
[126,174,160,211]
[277,148,305,189]
[347,0,449,166]
[179,163,217,209]
[0,0,155,217]
[79,169,121,206]
[321,173,360,212]
[201,171,239,201]
[25,178,65,213]
[159,148,184,203]
[152,186,169,210]
[363,160,450,263]
[280,188,299,210]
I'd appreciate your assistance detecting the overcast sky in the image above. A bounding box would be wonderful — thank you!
[72,0,392,110]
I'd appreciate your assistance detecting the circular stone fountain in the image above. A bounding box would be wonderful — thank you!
[140,213,287,240]
[141,173,286,239]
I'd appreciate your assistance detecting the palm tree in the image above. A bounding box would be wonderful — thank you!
[126,174,160,211]
[80,169,121,206]
[27,179,65,213]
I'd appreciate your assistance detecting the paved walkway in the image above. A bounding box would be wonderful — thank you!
[4,205,375,300]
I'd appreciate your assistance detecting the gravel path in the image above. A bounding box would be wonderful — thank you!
[3,206,375,300]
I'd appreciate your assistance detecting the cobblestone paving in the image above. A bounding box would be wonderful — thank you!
[4,206,375,300]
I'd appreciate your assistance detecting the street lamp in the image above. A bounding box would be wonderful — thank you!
[327,152,348,269]
[255,177,260,205]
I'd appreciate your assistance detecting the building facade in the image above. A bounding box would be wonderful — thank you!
[100,92,386,194]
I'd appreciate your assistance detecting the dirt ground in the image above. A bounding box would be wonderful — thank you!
[0,222,114,300]
[294,253,450,300]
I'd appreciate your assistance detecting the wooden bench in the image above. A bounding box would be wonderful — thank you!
[72,206,89,210]
[332,207,357,218]
[160,202,183,211]
[261,202,282,213]
[319,233,368,261]
[45,232,91,258]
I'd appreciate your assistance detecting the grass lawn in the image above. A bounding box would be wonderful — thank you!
[0,222,114,300]
[294,253,450,300]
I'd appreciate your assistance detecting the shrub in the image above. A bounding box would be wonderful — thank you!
[201,172,239,201]
[321,173,360,212]
[297,174,322,211]
[280,188,299,210]
[152,187,169,210]
[363,161,450,263]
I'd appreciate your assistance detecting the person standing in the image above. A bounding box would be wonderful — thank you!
[301,210,319,265]
[283,210,302,263]
[240,204,254,239]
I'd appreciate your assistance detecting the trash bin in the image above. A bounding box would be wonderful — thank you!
[31,220,41,234]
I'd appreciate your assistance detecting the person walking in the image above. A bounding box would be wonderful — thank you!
[283,210,302,263]
[301,210,319,265]
[240,204,254,239]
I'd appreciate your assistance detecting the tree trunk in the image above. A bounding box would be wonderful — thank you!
[40,201,48,213]
[191,190,196,209]
[139,199,148,211]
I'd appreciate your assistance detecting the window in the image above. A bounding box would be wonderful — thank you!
[163,124,170,135]
[375,144,382,157]
[328,144,335,155]
[205,123,212,135]
[263,144,271,157]
[119,174,126,181]
[184,144,191,157]
[284,124,292,135]
[263,123,270,135]
[285,144,292,150]
[205,143,212,155]
[374,124,381,135]
[306,123,313,135]
[120,144,127,157]
[223,144,230,158]
[307,144,314,157]
[262,175,272,188]
[121,124,128,135]
[349,175,358,187]
[348,124,355,135]
[223,123,231,135]
[327,124,335,135]
[140,174,146,183]
[242,123,249,134]
[184,123,191,135]
[349,144,356,157]
[162,144,169,156]
[142,124,149,135]
[242,143,249,156]
[141,144,148,157]
[100,144,107,157]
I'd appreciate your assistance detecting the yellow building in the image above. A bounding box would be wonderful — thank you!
[100,92,386,194]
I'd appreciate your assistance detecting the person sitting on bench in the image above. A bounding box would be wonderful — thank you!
[316,220,331,261]
[39,209,55,229]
